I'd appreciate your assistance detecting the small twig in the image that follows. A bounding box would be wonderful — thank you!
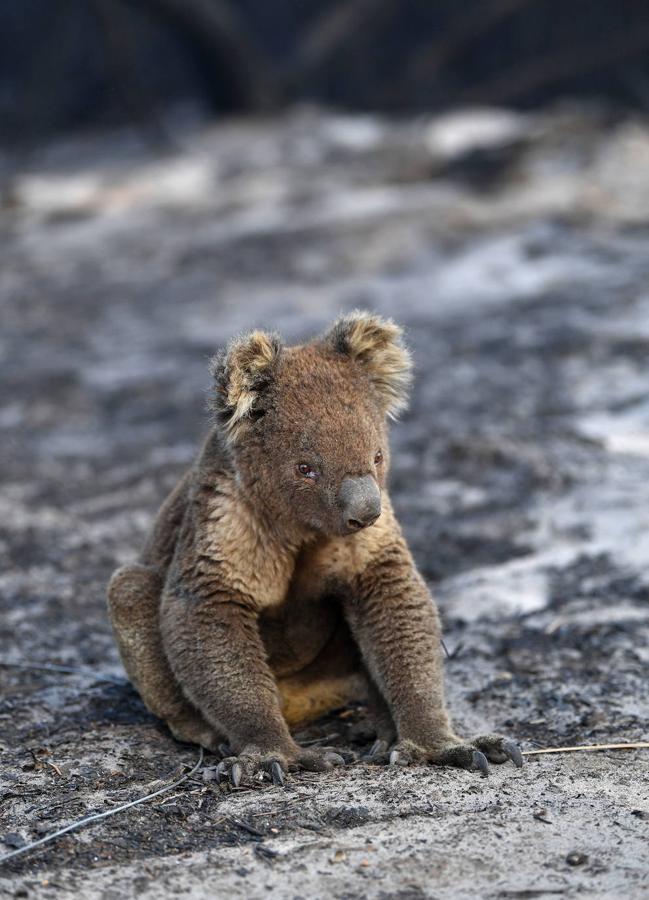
[0,748,203,866]
[157,789,201,805]
[0,661,126,686]
[229,816,267,838]
[523,742,649,757]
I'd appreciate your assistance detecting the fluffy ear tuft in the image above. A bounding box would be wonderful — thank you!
[323,311,412,417]
[210,330,282,440]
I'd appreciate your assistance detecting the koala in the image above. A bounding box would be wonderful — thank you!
[108,312,522,785]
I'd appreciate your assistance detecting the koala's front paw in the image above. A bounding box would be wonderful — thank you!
[205,750,287,787]
[369,734,523,776]
[204,743,348,788]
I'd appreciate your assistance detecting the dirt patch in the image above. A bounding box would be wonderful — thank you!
[1,106,649,898]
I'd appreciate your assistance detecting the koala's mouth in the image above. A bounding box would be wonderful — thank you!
[341,512,380,536]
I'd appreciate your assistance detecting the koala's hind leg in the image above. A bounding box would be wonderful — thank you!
[276,621,367,729]
[107,563,222,751]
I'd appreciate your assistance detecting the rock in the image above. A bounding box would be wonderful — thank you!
[2,833,26,848]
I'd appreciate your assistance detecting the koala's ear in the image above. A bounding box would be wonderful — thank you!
[210,330,282,440]
[323,311,412,418]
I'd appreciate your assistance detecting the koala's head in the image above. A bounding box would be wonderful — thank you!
[210,312,412,538]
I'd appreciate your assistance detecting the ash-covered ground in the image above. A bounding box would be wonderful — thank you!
[1,105,649,899]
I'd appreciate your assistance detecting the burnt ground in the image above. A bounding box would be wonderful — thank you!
[1,105,649,898]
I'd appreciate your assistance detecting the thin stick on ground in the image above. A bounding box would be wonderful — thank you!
[523,742,649,756]
[0,661,126,685]
[0,748,204,866]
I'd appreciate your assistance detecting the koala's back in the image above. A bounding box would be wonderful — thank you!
[139,428,236,576]
[140,469,193,572]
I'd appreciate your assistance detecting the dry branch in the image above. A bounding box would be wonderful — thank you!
[523,742,649,756]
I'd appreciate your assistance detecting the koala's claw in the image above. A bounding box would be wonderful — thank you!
[472,750,490,776]
[502,739,524,768]
[210,754,287,787]
[206,744,351,788]
[211,758,245,786]
[388,749,408,766]
[230,761,243,787]
[365,739,389,761]
[472,734,524,768]
[214,760,228,783]
[323,751,346,767]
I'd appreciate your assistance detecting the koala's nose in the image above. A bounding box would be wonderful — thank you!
[339,475,381,532]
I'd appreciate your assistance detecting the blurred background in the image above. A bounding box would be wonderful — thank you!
[3,0,649,138]
[2,2,649,895]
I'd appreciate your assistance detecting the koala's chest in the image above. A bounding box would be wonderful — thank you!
[284,533,379,606]
[238,538,356,617]
[201,489,387,610]
[201,494,294,608]
[259,542,355,676]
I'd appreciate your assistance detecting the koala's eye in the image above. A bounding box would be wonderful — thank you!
[297,463,318,480]
[374,450,384,465]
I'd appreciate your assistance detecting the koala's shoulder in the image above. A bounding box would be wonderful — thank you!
[191,471,296,609]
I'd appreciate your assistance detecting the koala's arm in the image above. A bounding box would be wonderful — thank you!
[159,519,295,758]
[344,535,458,750]
[161,581,294,757]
